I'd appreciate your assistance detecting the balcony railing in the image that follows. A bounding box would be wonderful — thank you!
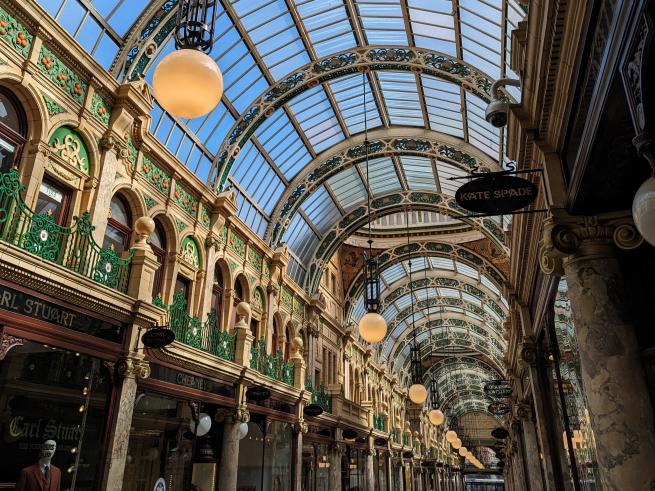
[373,414,386,432]
[0,169,132,292]
[250,338,294,386]
[306,377,332,413]
[154,292,236,362]
[391,429,400,444]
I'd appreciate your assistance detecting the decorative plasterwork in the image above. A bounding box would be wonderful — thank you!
[208,46,515,191]
[0,327,23,360]
[268,129,500,242]
[0,4,32,58]
[48,126,90,174]
[38,46,88,105]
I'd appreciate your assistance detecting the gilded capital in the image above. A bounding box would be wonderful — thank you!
[117,356,150,380]
[518,336,537,367]
[293,418,308,434]
[539,213,642,275]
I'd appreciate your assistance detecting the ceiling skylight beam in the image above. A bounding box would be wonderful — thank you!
[451,0,470,145]
[391,155,410,191]
[323,183,347,215]
[298,209,324,239]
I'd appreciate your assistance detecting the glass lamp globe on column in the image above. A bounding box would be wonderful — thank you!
[633,176,655,246]
[452,438,462,450]
[445,430,457,443]
[408,383,428,405]
[359,311,387,343]
[428,409,444,426]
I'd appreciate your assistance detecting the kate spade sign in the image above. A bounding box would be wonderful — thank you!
[455,174,537,214]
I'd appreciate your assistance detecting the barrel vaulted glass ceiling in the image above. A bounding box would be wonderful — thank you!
[40,0,524,280]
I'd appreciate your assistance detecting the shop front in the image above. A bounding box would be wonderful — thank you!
[0,280,126,490]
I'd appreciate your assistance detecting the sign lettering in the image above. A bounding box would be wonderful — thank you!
[455,174,538,214]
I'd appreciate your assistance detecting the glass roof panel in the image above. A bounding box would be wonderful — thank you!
[421,75,464,138]
[329,74,383,134]
[430,257,455,270]
[231,0,311,80]
[459,0,503,79]
[326,167,367,210]
[401,156,437,191]
[377,72,424,126]
[287,86,346,153]
[456,261,479,280]
[285,213,320,265]
[407,0,457,56]
[253,109,312,180]
[437,162,469,196]
[300,185,341,233]
[381,263,406,284]
[293,0,358,57]
[230,186,269,238]
[356,0,409,45]
[382,305,398,323]
[358,157,402,195]
[466,92,501,158]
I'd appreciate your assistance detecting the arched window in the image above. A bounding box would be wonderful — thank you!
[272,317,281,355]
[150,219,166,299]
[284,324,292,361]
[211,266,224,322]
[102,195,132,252]
[0,86,26,172]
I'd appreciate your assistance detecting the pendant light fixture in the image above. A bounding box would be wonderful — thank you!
[406,210,428,405]
[426,267,445,425]
[153,0,223,119]
[358,71,387,344]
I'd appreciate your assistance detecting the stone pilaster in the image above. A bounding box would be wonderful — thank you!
[364,445,376,491]
[515,401,545,491]
[540,213,655,490]
[328,440,344,491]
[126,217,160,302]
[292,416,308,491]
[233,302,254,366]
[217,401,249,491]
[100,354,150,491]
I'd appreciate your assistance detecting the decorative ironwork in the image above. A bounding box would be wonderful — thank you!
[306,377,332,413]
[174,0,216,52]
[373,414,386,432]
[249,338,294,386]
[0,169,132,292]
[162,292,236,361]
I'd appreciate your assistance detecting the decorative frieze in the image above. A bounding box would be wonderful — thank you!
[141,155,170,195]
[228,230,246,259]
[38,46,87,104]
[0,5,32,58]
[173,182,199,218]
[91,92,112,126]
[143,195,157,210]
[43,95,65,116]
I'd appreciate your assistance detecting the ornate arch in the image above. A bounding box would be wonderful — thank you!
[268,127,500,242]
[306,191,507,292]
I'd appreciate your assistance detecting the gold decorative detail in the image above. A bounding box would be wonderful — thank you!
[116,356,150,380]
[518,337,537,366]
[613,222,643,250]
[294,418,308,434]
[234,405,250,423]
[52,134,87,170]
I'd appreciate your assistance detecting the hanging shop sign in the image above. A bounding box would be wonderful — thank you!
[455,173,537,215]
[304,403,324,417]
[483,380,513,399]
[142,327,175,348]
[488,402,511,415]
[374,437,388,447]
[491,427,509,439]
[342,429,358,440]
[246,385,271,401]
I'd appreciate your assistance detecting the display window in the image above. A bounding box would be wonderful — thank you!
[301,440,330,491]
[35,177,71,226]
[341,444,366,490]
[0,341,113,490]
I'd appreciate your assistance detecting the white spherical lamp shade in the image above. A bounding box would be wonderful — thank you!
[189,412,212,437]
[452,438,462,449]
[445,430,457,443]
[408,384,428,405]
[633,176,655,246]
[237,422,249,440]
[358,312,387,343]
[458,447,468,457]
[153,49,223,119]
[428,409,444,426]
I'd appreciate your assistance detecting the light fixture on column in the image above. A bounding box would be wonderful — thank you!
[358,70,387,344]
[153,0,223,119]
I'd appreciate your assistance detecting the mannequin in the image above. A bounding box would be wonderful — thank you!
[16,440,61,491]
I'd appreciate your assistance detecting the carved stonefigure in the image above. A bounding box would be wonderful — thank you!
[16,440,61,491]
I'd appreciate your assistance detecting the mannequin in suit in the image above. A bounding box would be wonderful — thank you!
[16,440,61,491]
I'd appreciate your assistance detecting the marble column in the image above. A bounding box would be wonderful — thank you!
[386,452,394,491]
[218,413,243,491]
[292,417,307,491]
[365,447,376,491]
[397,461,404,491]
[541,215,655,490]
[518,404,545,491]
[100,354,150,491]
[328,441,343,491]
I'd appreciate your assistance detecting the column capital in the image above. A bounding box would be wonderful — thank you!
[293,418,308,434]
[116,355,150,380]
[518,335,538,367]
[539,212,642,275]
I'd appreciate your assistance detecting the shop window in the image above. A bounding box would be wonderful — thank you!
[0,86,27,172]
[302,441,330,491]
[0,341,111,490]
[150,219,167,299]
[236,416,293,490]
[35,176,71,226]
[122,393,223,491]
[102,195,132,253]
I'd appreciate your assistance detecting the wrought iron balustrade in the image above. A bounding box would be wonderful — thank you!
[373,413,386,432]
[154,292,236,362]
[305,377,332,413]
[250,337,294,386]
[402,433,409,446]
[391,429,400,443]
[0,169,132,292]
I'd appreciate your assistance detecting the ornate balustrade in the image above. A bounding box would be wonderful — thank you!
[373,413,386,432]
[306,377,333,413]
[0,169,132,292]
[153,292,236,362]
[249,338,295,386]
[403,433,410,446]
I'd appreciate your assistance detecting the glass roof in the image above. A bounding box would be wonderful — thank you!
[37,0,525,420]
